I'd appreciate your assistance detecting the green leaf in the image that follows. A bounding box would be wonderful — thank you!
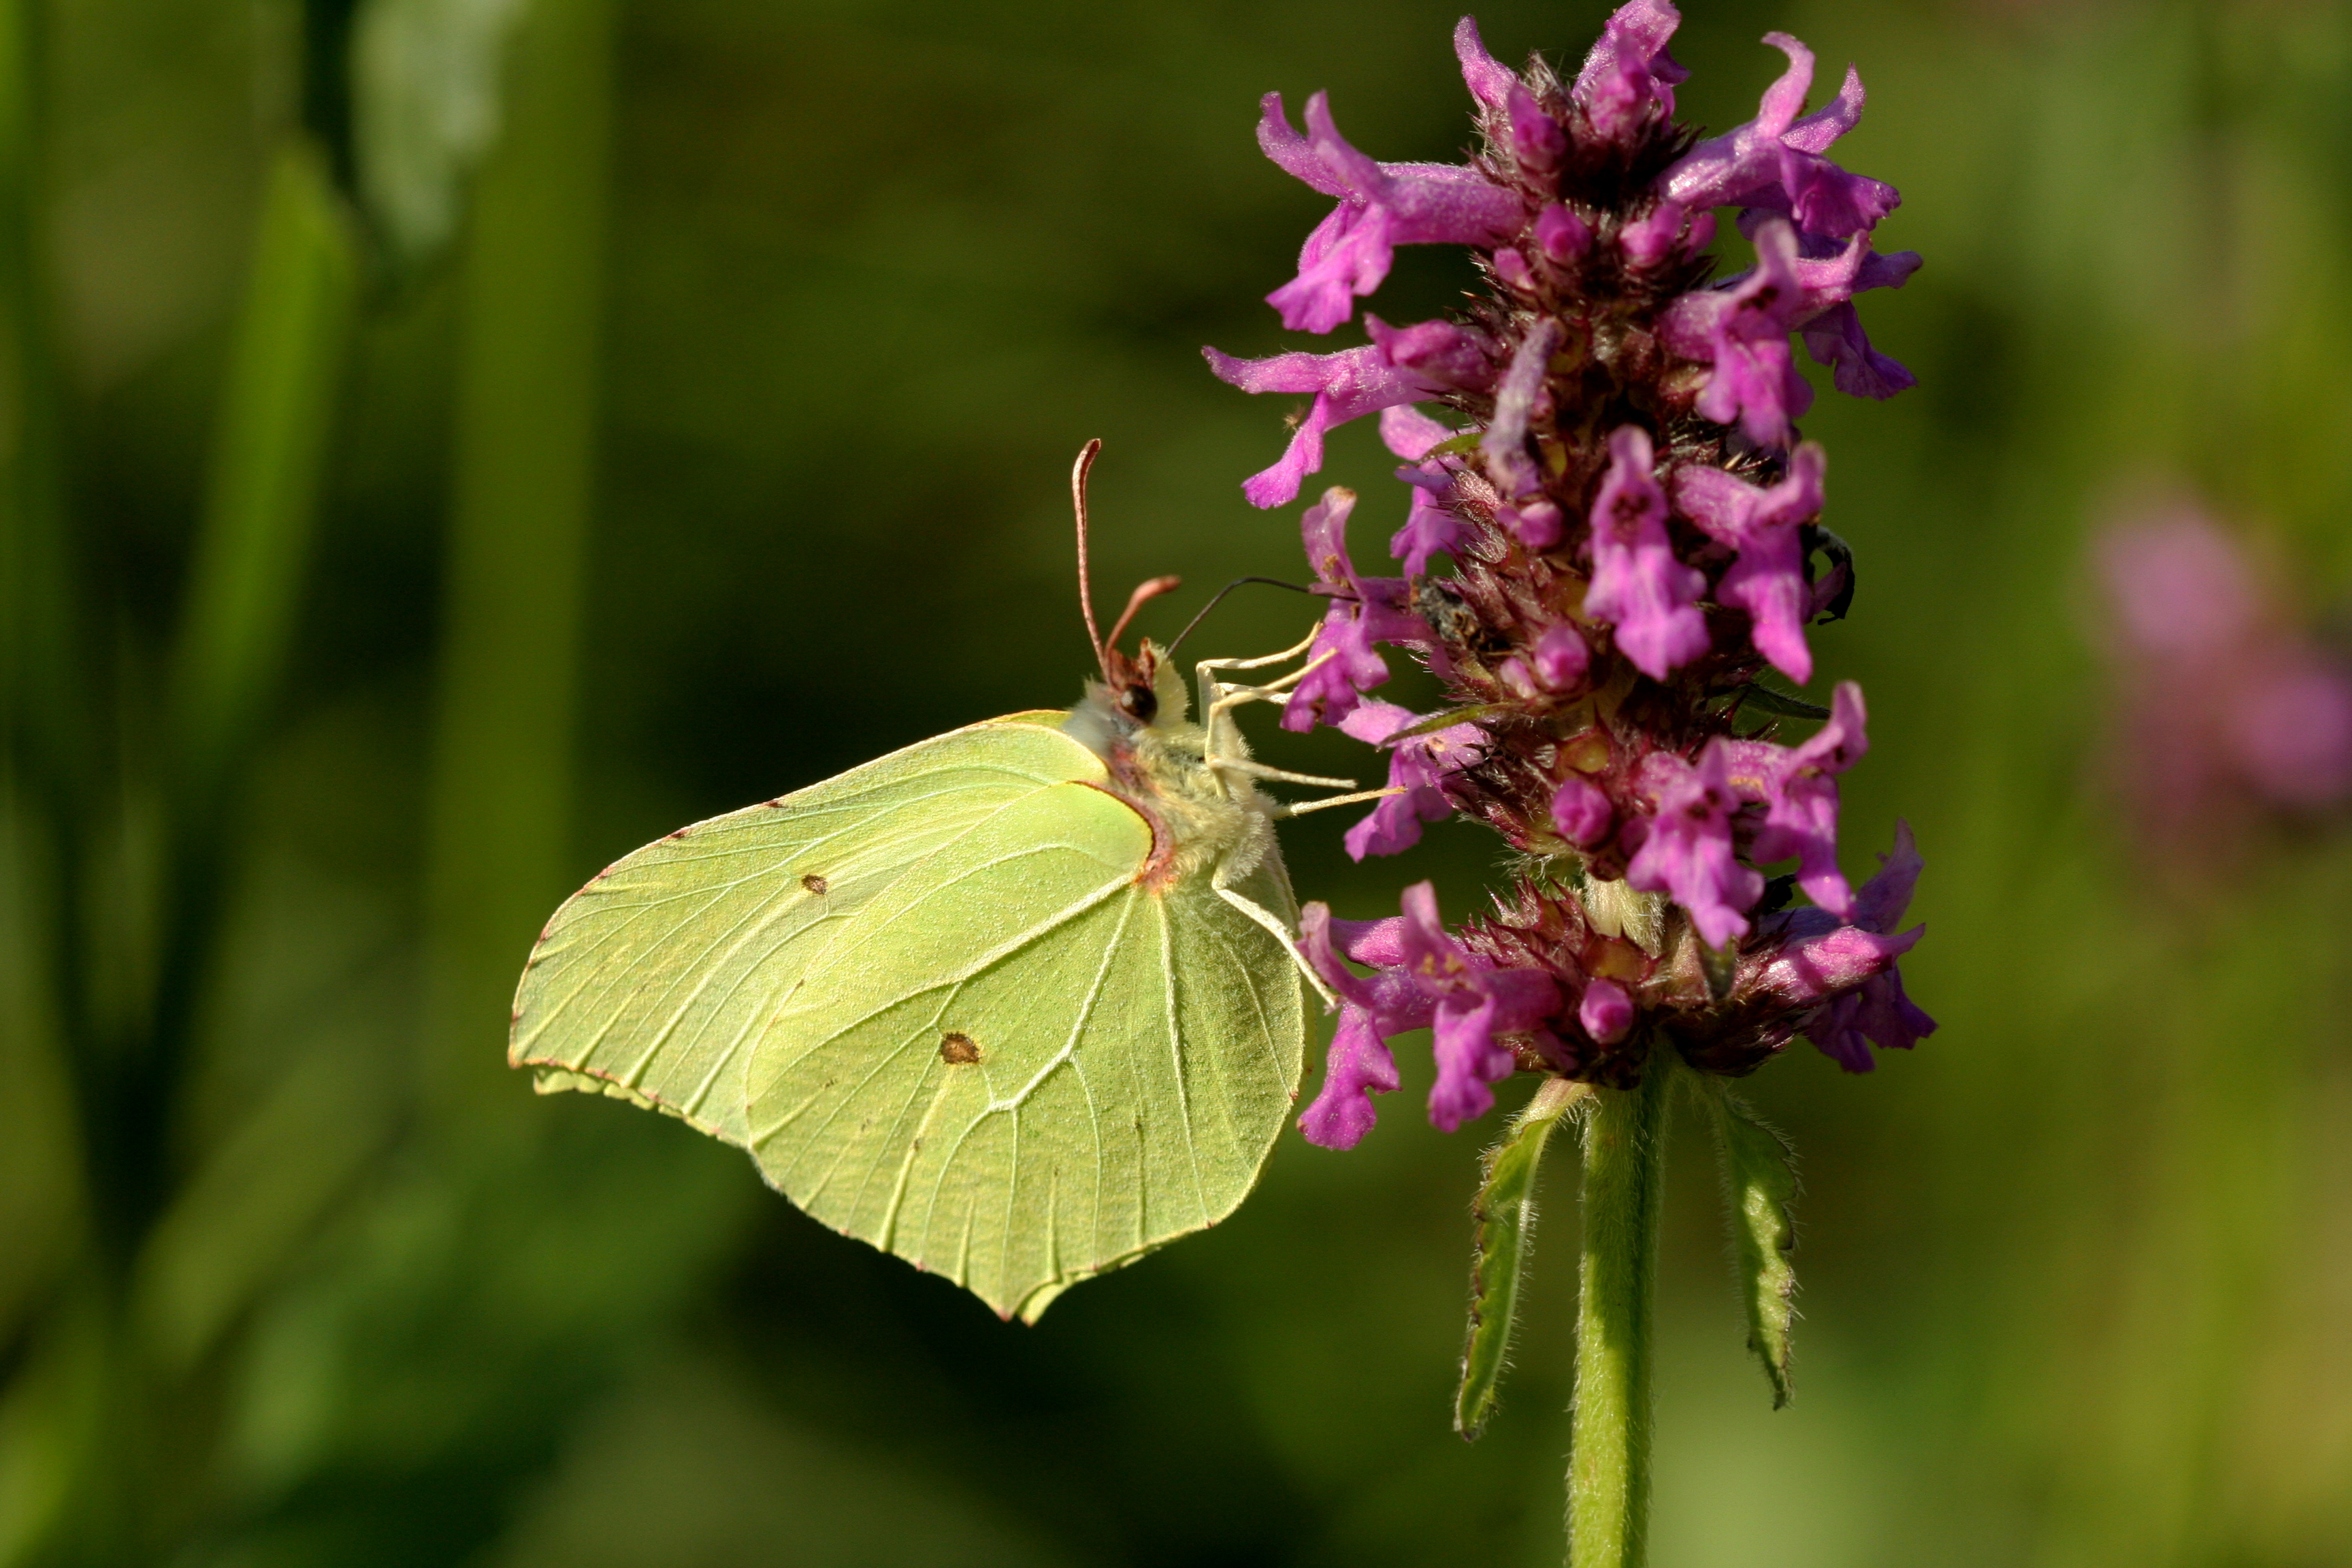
[1387,702,1514,742]
[1737,685,1831,721]
[1703,1079,1799,1407]
[1455,1076,1587,1438]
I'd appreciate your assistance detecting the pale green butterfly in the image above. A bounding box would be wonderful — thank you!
[508,444,1382,1322]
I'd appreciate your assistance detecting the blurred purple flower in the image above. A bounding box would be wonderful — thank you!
[2097,505,2352,846]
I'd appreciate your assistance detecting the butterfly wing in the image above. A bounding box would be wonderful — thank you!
[743,768,1307,1322]
[508,714,1096,1148]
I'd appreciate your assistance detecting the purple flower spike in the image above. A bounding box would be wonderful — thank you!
[1625,745,1766,948]
[1207,5,1933,1123]
[1741,680,1867,917]
[1533,623,1590,689]
[1256,91,1523,333]
[1453,16,1518,115]
[1657,33,1897,243]
[1676,441,1828,681]
[1397,883,1561,1132]
[1660,218,1814,447]
[1537,202,1592,262]
[1803,821,1936,1070]
[1551,776,1614,846]
[1579,979,1635,1045]
[1572,0,1689,145]
[1482,318,1563,502]
[1779,233,1921,397]
[1338,701,1483,859]
[1286,487,1425,732]
[1584,425,1710,679]
[1362,314,1497,391]
[1204,342,1440,508]
[1507,84,1567,172]
[1296,904,1424,1149]
[1382,405,1471,575]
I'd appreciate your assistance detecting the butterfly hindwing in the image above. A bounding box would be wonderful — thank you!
[744,774,1306,1321]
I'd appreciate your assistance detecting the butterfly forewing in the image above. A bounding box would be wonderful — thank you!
[745,779,1305,1321]
[509,717,1101,1147]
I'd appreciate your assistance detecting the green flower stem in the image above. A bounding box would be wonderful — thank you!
[1567,1056,1673,1568]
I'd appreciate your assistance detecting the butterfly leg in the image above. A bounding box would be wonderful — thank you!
[1211,848,1339,1010]
[1209,756,1355,789]
[1204,649,1337,721]
[1193,630,1321,732]
[1267,785,1404,819]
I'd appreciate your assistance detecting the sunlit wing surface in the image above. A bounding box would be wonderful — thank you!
[746,783,1304,1320]
[510,715,1096,1148]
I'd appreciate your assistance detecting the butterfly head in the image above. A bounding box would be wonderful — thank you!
[1069,637,1191,760]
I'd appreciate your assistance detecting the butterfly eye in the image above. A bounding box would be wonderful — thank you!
[1120,683,1158,723]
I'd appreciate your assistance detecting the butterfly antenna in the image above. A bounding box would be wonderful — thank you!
[1104,575,1185,656]
[1072,439,1107,671]
[1164,576,1316,662]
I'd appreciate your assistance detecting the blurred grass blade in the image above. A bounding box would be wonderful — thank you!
[1454,1075,1586,1439]
[114,138,358,1249]
[172,142,357,804]
[425,0,612,1122]
[1703,1077,1799,1407]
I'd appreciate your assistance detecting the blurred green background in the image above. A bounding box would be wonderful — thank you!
[4,0,2351,1563]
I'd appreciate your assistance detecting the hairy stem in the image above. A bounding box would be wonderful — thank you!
[1567,1055,1672,1567]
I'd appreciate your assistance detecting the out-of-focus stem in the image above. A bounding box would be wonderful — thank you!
[1567,1056,1671,1568]
[172,142,355,815]
[423,0,613,1126]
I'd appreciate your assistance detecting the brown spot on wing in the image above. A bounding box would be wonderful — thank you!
[938,1032,982,1065]
[800,872,828,895]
